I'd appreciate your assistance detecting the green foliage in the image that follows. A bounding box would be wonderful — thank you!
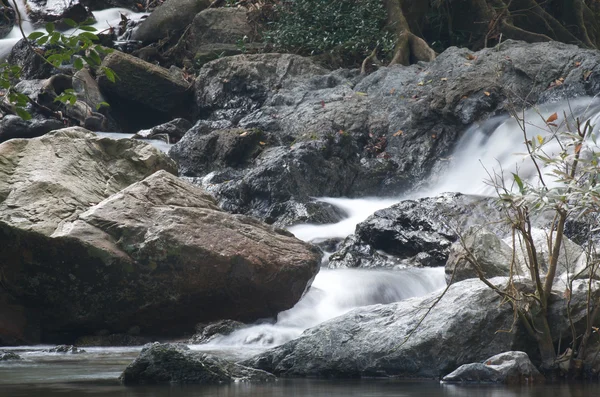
[263,0,395,65]
[2,18,116,119]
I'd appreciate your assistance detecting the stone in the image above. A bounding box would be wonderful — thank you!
[120,342,276,384]
[445,226,516,284]
[98,51,193,132]
[0,351,21,360]
[0,115,64,143]
[189,320,245,344]
[242,277,526,378]
[45,345,86,354]
[25,0,94,25]
[74,334,150,347]
[442,351,544,384]
[7,39,56,80]
[131,0,212,44]
[133,118,192,143]
[0,4,15,39]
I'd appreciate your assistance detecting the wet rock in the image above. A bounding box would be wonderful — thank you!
[445,227,515,284]
[0,4,15,39]
[328,193,503,269]
[25,0,94,25]
[242,277,527,378]
[195,53,327,122]
[442,351,544,384]
[134,118,192,144]
[131,0,212,44]
[98,50,193,132]
[0,115,64,143]
[81,0,141,11]
[120,342,276,384]
[0,351,21,360]
[46,345,86,354]
[189,320,245,344]
[75,334,150,347]
[7,39,56,80]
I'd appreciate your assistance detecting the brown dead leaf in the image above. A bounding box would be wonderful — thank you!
[554,79,563,86]
[575,61,581,67]
[259,141,266,145]
[546,112,558,123]
[389,88,396,94]
[461,95,468,99]
[440,77,448,82]
[431,134,437,139]
[466,54,477,60]
[239,131,249,137]
[483,91,491,96]
[393,130,404,137]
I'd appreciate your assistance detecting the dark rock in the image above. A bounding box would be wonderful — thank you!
[121,343,276,384]
[328,193,503,269]
[25,0,94,26]
[195,53,327,122]
[131,0,212,44]
[0,4,15,39]
[445,226,514,284]
[189,320,245,344]
[98,50,193,132]
[0,115,64,143]
[442,351,544,384]
[81,0,141,11]
[0,301,40,346]
[46,345,86,354]
[134,118,192,143]
[7,39,56,80]
[242,277,528,378]
[0,351,21,360]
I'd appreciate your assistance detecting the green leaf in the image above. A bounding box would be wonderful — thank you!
[63,18,78,28]
[36,35,49,45]
[102,67,116,83]
[513,173,525,194]
[28,31,45,40]
[96,101,110,110]
[73,57,84,70]
[15,107,31,120]
[79,32,99,42]
[45,22,55,34]
[78,25,97,32]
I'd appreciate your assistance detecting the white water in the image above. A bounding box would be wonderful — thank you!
[95,131,172,152]
[0,2,147,59]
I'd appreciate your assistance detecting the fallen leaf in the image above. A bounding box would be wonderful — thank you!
[463,62,472,66]
[239,131,248,137]
[431,134,437,139]
[389,88,396,94]
[584,70,593,80]
[339,130,346,135]
[461,95,468,99]
[393,130,403,137]
[575,61,581,67]
[555,79,563,86]
[575,143,582,155]
[355,92,368,96]
[440,77,448,81]
[546,112,558,123]
[417,81,424,86]
[321,100,325,108]
[484,91,491,96]
[466,54,477,60]
[259,141,266,145]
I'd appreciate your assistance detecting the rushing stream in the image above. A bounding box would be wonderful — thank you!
[3,7,600,391]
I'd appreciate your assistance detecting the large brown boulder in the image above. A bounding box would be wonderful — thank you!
[0,142,320,343]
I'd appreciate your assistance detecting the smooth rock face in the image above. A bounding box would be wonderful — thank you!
[0,115,64,143]
[329,194,503,269]
[98,51,193,131]
[131,0,212,43]
[0,127,176,235]
[442,351,544,384]
[445,227,515,284]
[120,343,276,384]
[243,277,525,378]
[1,167,321,341]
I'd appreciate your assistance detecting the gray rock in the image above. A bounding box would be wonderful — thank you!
[0,351,21,361]
[7,39,56,80]
[189,320,245,344]
[97,50,193,132]
[74,334,150,347]
[442,351,544,384]
[134,118,192,143]
[131,0,212,44]
[46,345,86,354]
[0,5,15,40]
[120,342,276,384]
[446,226,515,284]
[0,115,64,143]
[242,277,525,378]
[25,0,93,25]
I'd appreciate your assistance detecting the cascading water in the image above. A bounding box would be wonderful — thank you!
[198,96,600,354]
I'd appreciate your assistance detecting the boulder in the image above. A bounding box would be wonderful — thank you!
[195,53,327,122]
[0,115,64,143]
[131,0,212,44]
[97,50,193,132]
[189,320,245,344]
[134,118,192,143]
[328,194,503,269]
[442,351,544,384]
[81,0,141,11]
[45,345,86,354]
[242,277,526,378]
[7,39,56,80]
[1,167,321,341]
[0,127,176,235]
[445,226,515,284]
[0,4,15,40]
[74,333,150,347]
[120,342,276,384]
